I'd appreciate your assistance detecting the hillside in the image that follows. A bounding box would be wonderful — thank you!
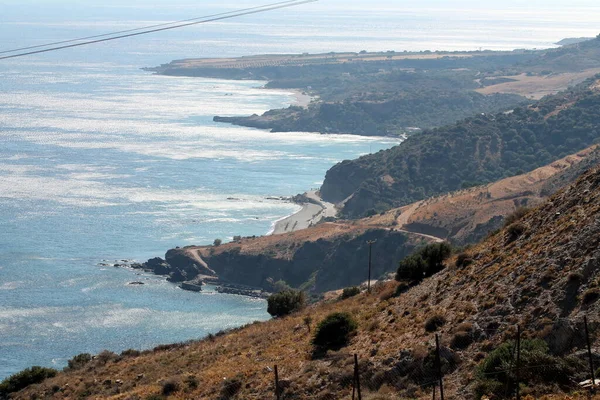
[137,222,432,294]
[320,76,600,217]
[12,166,600,400]
[367,145,600,244]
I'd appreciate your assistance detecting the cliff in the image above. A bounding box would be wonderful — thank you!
[142,223,428,293]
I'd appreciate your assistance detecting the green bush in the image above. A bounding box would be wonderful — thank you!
[340,286,361,299]
[0,366,58,396]
[66,353,92,370]
[267,289,306,317]
[396,242,452,282]
[475,338,585,399]
[312,312,358,350]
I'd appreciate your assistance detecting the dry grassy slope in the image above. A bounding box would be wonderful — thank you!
[16,168,600,399]
[366,145,599,244]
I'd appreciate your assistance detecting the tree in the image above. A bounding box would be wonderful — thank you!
[213,238,222,246]
[267,289,305,317]
[396,242,452,282]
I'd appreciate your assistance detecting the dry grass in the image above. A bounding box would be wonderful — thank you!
[476,68,600,99]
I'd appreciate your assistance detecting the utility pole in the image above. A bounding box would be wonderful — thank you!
[516,325,521,400]
[584,316,596,390]
[366,240,376,292]
[435,334,445,400]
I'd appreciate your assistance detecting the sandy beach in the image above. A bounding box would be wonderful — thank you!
[271,190,337,235]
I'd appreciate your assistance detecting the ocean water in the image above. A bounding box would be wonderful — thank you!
[1,0,600,379]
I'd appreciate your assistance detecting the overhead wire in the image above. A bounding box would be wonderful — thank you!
[0,0,317,61]
[0,0,305,55]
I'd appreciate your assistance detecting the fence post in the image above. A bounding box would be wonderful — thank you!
[354,354,362,400]
[432,384,436,400]
[516,325,521,400]
[274,364,280,400]
[584,316,596,390]
[435,334,445,400]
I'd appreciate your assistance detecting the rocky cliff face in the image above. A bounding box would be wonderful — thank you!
[143,227,426,293]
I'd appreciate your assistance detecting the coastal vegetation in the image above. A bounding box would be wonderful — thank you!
[150,36,600,137]
[395,242,452,283]
[321,75,600,217]
[266,289,306,317]
[312,312,357,352]
[0,367,57,398]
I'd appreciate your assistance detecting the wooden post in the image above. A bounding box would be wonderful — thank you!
[585,316,596,390]
[274,364,280,400]
[367,240,375,292]
[516,325,521,400]
[435,334,444,400]
[354,354,362,400]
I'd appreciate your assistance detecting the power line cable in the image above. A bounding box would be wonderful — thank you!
[0,0,304,55]
[0,0,317,61]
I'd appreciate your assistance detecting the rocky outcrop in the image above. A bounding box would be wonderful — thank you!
[140,228,427,294]
[195,229,421,293]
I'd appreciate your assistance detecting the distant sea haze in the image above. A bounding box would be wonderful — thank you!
[1,0,599,379]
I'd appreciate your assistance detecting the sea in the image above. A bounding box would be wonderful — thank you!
[1,0,599,379]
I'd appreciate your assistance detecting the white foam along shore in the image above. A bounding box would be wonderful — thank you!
[270,190,337,235]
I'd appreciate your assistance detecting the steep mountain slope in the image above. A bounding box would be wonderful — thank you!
[367,145,600,244]
[321,76,600,217]
[14,167,600,400]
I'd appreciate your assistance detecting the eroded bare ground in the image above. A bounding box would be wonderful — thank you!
[476,68,600,99]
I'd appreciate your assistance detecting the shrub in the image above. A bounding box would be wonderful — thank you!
[267,289,306,317]
[506,222,525,243]
[220,375,243,399]
[185,374,198,389]
[394,282,410,297]
[455,252,473,268]
[120,348,141,357]
[424,315,446,332]
[213,238,222,246]
[503,207,531,228]
[161,380,180,396]
[450,331,473,349]
[0,366,58,396]
[312,312,358,350]
[66,353,92,370]
[340,286,361,299]
[475,338,585,399]
[396,242,452,282]
[582,288,600,305]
